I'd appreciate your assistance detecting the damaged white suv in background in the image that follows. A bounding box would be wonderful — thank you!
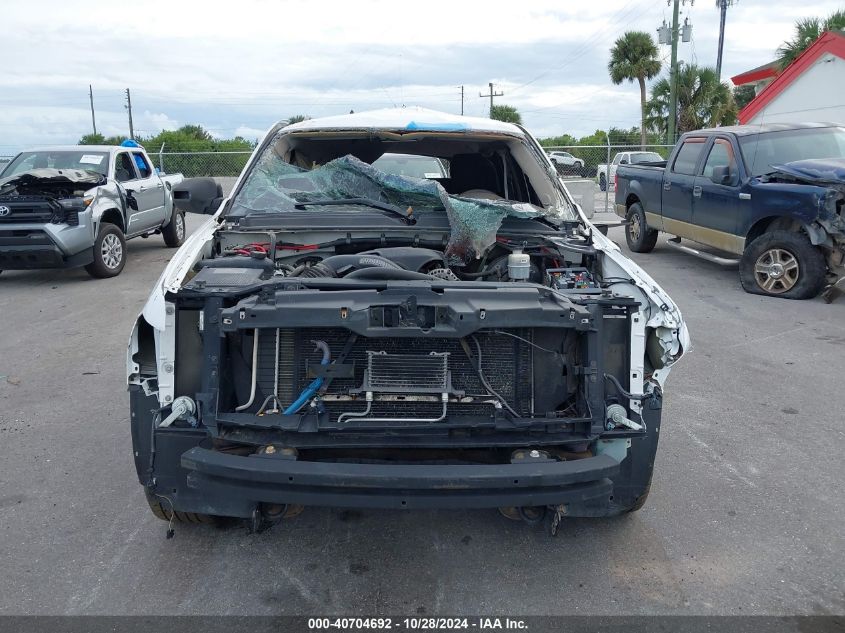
[128,108,689,533]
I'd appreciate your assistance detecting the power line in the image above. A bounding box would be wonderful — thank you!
[507,0,654,96]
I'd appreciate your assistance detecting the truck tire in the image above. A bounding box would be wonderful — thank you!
[84,222,126,278]
[599,173,607,192]
[740,230,827,299]
[625,203,658,253]
[144,489,216,525]
[162,210,186,248]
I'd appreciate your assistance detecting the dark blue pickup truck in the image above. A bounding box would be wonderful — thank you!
[614,123,845,300]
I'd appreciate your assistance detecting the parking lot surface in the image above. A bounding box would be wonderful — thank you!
[0,214,843,615]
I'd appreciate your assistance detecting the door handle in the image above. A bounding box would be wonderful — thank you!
[663,182,671,191]
[739,193,751,200]
[693,185,702,198]
[138,186,148,191]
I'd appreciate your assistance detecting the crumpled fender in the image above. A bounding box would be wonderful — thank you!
[581,218,690,388]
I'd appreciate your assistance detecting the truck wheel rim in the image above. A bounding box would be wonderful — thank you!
[101,233,123,269]
[629,214,641,241]
[176,214,185,240]
[754,248,798,293]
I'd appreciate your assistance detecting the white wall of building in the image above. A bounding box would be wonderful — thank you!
[748,54,845,125]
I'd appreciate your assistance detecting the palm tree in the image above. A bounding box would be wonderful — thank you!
[608,31,662,148]
[777,10,845,69]
[646,64,737,137]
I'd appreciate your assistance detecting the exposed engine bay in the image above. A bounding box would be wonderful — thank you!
[162,218,675,431]
[0,168,106,199]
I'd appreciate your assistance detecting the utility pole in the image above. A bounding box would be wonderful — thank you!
[125,88,135,140]
[667,0,681,146]
[715,0,737,81]
[658,0,693,145]
[479,82,504,117]
[88,84,97,136]
[460,85,464,115]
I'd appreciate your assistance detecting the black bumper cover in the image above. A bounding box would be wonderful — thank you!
[181,447,619,511]
[0,244,92,270]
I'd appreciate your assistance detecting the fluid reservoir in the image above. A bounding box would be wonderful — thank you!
[507,250,531,281]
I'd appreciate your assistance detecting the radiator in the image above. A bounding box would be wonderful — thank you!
[253,327,534,420]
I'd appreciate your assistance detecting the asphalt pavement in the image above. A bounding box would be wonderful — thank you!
[0,213,843,616]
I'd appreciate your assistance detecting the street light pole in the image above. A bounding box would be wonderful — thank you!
[715,0,737,80]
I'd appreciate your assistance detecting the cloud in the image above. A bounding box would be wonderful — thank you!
[1,0,843,152]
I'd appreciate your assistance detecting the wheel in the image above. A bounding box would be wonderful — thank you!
[84,222,126,278]
[162,210,186,248]
[599,173,607,191]
[740,230,827,299]
[575,162,585,177]
[625,203,658,253]
[144,489,215,525]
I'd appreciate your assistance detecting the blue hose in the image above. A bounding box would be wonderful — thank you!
[283,341,330,415]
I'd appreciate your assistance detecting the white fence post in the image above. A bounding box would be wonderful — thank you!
[604,131,611,215]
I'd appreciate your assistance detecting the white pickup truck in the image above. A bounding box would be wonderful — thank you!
[0,144,184,277]
[596,150,664,192]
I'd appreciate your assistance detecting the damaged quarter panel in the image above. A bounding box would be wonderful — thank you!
[128,107,688,526]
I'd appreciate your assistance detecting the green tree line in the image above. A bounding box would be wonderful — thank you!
[79,124,257,177]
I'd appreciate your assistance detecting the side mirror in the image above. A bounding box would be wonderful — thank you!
[619,158,629,165]
[710,165,734,185]
[173,177,224,215]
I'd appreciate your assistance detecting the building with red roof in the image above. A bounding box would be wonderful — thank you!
[731,30,845,125]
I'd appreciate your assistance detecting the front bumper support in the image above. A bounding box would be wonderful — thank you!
[181,447,619,511]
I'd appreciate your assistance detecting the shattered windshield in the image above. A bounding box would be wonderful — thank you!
[228,138,576,262]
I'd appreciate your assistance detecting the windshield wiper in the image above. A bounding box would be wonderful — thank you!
[293,197,416,225]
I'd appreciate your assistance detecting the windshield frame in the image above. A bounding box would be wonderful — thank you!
[225,127,576,222]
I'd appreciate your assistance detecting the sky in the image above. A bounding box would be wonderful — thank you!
[0,0,842,154]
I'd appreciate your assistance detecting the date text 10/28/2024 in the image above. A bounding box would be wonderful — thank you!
[308,618,528,630]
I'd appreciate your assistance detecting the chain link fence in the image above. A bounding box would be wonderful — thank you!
[544,144,673,214]
[151,151,254,178]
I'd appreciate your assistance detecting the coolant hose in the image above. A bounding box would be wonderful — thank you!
[283,341,331,415]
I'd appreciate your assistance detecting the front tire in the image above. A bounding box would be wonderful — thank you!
[625,203,658,253]
[162,210,186,248]
[144,489,216,525]
[84,222,126,278]
[599,173,607,191]
[740,230,827,299]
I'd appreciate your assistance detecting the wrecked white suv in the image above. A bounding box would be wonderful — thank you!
[128,108,689,533]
